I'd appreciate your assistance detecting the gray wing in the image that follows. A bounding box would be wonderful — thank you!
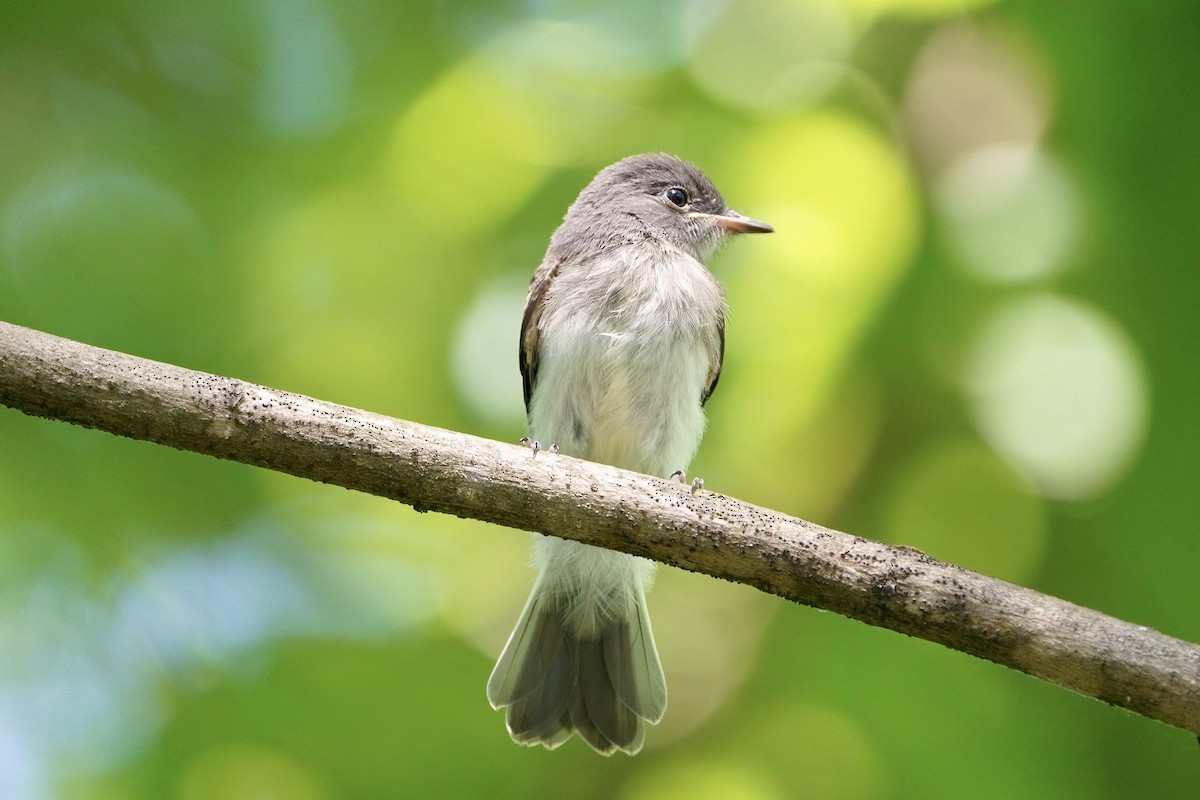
[700,315,724,407]
[519,256,562,413]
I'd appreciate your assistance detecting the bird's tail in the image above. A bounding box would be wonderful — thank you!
[486,538,667,755]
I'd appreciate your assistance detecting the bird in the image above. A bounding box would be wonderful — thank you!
[486,153,773,755]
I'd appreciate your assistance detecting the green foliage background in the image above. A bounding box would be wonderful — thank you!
[1,1,1198,797]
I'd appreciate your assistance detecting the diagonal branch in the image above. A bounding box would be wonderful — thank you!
[1,319,1198,734]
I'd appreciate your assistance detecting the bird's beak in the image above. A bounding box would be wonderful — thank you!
[693,210,774,234]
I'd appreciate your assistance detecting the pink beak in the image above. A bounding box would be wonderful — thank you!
[708,210,774,234]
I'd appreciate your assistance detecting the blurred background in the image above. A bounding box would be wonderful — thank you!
[1,0,1197,797]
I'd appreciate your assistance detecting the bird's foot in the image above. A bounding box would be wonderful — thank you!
[670,470,704,494]
[519,437,559,456]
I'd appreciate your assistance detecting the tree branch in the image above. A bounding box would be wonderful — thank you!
[1,319,1197,734]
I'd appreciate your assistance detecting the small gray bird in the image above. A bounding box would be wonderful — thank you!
[487,153,772,755]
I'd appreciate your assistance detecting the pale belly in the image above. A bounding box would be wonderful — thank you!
[528,323,711,477]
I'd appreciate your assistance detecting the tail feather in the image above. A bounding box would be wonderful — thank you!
[487,551,667,756]
[504,654,575,745]
[579,636,642,750]
[487,591,564,707]
[568,680,620,754]
[604,591,668,723]
[511,702,573,750]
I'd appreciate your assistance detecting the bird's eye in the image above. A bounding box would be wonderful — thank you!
[665,187,688,207]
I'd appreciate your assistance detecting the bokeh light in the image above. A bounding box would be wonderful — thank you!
[904,21,1053,176]
[963,294,1149,500]
[450,282,526,425]
[937,144,1080,283]
[689,0,853,112]
[256,0,352,139]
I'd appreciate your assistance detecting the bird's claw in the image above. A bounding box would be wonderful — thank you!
[670,471,704,494]
[519,438,558,456]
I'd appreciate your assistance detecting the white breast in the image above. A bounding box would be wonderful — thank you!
[528,244,724,477]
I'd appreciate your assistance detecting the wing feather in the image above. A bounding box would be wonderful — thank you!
[519,256,562,413]
[700,314,724,406]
